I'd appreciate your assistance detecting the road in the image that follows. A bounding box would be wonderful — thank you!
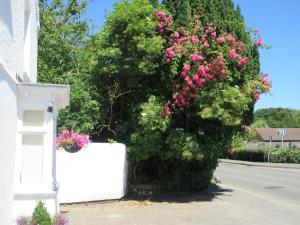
[62,162,300,225]
[214,162,300,225]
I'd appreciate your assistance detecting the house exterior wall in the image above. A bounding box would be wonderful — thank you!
[0,70,17,225]
[0,0,39,224]
[0,0,39,83]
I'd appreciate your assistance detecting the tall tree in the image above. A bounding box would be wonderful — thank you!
[89,0,270,191]
[38,0,101,134]
[254,108,300,128]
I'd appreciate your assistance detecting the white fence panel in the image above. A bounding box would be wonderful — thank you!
[57,143,128,204]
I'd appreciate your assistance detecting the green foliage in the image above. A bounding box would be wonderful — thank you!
[228,148,300,164]
[86,0,267,191]
[254,108,300,128]
[38,0,101,135]
[139,96,170,132]
[251,119,269,128]
[31,201,52,225]
[270,149,300,163]
[197,84,252,126]
[229,148,266,162]
[39,0,269,191]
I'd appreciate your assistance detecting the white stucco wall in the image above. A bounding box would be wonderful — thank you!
[57,143,128,204]
[0,0,40,223]
[0,68,17,225]
[0,0,39,83]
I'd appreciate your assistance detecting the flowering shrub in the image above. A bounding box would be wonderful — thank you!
[94,0,271,191]
[53,215,69,225]
[16,216,31,225]
[56,130,90,153]
[155,12,271,124]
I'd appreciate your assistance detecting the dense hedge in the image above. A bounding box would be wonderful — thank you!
[228,148,300,164]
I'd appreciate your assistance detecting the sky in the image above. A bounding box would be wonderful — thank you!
[85,0,300,110]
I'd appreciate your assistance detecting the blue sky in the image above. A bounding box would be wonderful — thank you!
[85,0,300,110]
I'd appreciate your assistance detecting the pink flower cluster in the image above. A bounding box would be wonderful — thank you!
[255,36,263,47]
[252,73,271,101]
[155,11,268,115]
[56,130,90,151]
[155,11,173,33]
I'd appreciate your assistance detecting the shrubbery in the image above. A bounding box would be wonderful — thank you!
[228,148,300,164]
[39,0,270,191]
[88,0,269,191]
[16,201,69,225]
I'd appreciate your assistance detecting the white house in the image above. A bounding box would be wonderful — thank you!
[0,1,70,224]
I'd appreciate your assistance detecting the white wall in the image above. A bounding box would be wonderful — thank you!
[57,143,128,204]
[0,69,17,225]
[0,0,39,83]
[0,1,40,223]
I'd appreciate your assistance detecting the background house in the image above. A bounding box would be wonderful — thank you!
[248,128,300,149]
[0,1,69,224]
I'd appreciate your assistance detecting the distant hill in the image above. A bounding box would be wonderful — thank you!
[254,108,300,128]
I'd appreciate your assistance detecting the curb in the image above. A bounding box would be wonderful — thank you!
[219,159,300,169]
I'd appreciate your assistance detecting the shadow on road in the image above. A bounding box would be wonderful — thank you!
[123,183,233,204]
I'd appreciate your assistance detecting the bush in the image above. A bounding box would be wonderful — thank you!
[229,148,267,162]
[31,201,52,225]
[269,149,300,163]
[16,202,69,225]
[228,148,300,164]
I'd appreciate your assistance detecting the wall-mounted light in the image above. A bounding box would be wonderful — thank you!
[47,103,53,113]
[47,106,53,113]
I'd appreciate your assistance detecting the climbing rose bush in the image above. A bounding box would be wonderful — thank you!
[56,130,90,152]
[155,12,271,124]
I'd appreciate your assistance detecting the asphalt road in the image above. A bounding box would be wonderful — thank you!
[214,162,300,225]
[63,162,300,225]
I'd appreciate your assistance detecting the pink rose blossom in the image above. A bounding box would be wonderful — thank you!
[191,36,199,44]
[211,32,217,39]
[255,36,262,47]
[189,55,204,62]
[229,49,238,59]
[217,37,225,44]
[238,57,248,66]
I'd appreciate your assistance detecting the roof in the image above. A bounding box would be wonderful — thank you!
[18,82,70,110]
[255,128,300,142]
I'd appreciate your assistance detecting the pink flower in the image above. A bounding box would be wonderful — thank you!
[61,130,70,135]
[229,49,238,59]
[238,57,248,66]
[189,55,204,62]
[191,36,199,44]
[156,11,166,19]
[228,34,236,45]
[193,74,200,82]
[167,15,173,23]
[211,32,217,39]
[256,36,263,47]
[252,89,260,100]
[183,64,191,72]
[174,32,180,38]
[203,41,210,48]
[184,86,190,92]
[217,37,225,44]
[198,67,207,77]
